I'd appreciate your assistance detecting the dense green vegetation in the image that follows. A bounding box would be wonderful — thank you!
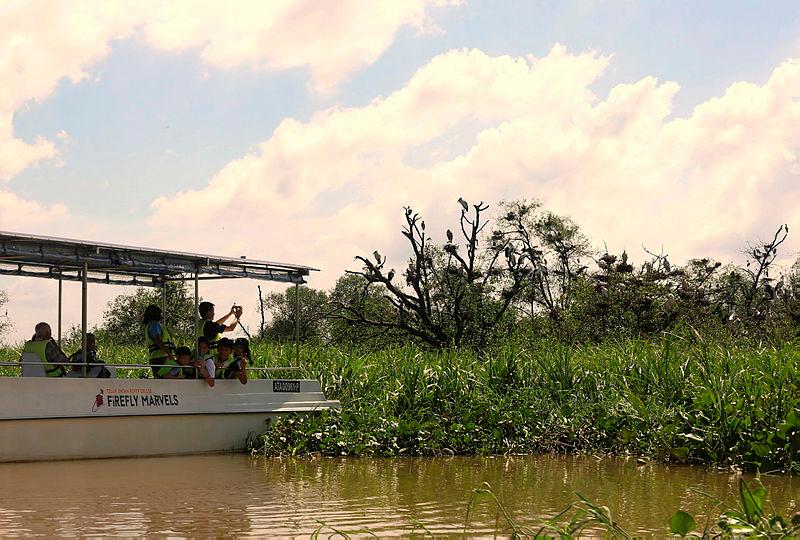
[249,339,799,474]
[236,201,800,474]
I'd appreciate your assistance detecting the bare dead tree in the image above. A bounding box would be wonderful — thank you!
[332,200,528,349]
[739,224,789,320]
[257,285,266,337]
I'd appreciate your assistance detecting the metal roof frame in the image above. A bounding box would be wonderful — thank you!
[0,230,317,287]
[1,231,313,371]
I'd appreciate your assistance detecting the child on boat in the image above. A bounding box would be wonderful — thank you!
[233,338,252,366]
[194,337,215,387]
[233,338,251,385]
[215,338,247,385]
[156,346,193,379]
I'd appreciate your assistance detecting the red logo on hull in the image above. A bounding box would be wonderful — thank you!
[91,389,104,412]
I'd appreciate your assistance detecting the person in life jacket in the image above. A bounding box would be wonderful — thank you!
[233,337,252,366]
[214,338,247,385]
[195,301,241,351]
[195,336,215,387]
[66,333,112,378]
[143,304,176,378]
[20,322,67,377]
[155,346,195,379]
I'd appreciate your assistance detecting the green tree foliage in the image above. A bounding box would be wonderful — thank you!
[0,290,10,343]
[99,282,197,345]
[260,285,330,343]
[327,274,397,346]
[772,259,800,336]
[562,250,680,341]
[558,227,799,343]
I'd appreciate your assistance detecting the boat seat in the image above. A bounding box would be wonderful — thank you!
[64,365,117,378]
[20,352,47,377]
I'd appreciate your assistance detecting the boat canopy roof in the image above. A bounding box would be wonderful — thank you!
[0,230,316,287]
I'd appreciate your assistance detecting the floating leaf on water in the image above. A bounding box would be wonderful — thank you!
[668,510,696,536]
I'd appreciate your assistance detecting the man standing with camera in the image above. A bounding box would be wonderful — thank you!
[195,301,242,351]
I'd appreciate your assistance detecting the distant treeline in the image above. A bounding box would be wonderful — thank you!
[262,199,800,349]
[14,198,796,349]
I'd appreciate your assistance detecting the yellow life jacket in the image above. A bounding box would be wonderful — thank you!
[215,354,239,379]
[155,357,180,379]
[195,319,222,349]
[145,321,175,362]
[23,340,65,377]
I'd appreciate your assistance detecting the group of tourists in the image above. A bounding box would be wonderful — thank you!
[20,323,111,378]
[20,301,250,385]
[143,301,249,386]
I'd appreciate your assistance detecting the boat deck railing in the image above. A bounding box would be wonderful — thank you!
[0,361,301,373]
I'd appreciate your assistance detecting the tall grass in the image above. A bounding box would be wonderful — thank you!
[253,338,800,473]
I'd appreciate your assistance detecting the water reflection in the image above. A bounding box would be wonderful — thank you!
[0,454,796,537]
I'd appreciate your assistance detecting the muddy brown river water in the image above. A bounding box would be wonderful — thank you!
[0,454,796,537]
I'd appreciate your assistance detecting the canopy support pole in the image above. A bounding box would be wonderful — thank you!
[194,271,199,358]
[162,281,167,329]
[57,275,62,346]
[294,282,300,365]
[81,262,88,377]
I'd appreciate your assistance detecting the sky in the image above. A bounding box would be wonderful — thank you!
[2,0,800,342]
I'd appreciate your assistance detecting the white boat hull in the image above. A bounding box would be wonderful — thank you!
[0,377,338,462]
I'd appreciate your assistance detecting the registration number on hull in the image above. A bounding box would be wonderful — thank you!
[272,380,301,393]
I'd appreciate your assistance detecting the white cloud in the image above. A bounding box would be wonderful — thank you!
[150,47,800,293]
[0,189,67,229]
[0,114,57,181]
[0,0,458,183]
[0,0,140,181]
[143,0,460,93]
[0,0,461,341]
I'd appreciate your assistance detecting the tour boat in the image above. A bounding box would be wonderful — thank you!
[0,231,339,462]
